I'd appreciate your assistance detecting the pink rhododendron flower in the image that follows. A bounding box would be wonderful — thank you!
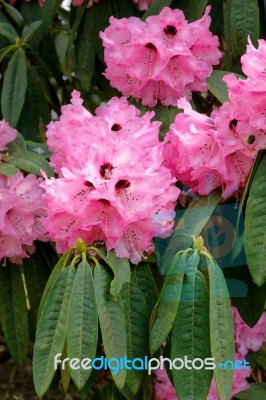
[42,91,179,263]
[0,173,47,264]
[223,38,266,135]
[233,307,266,356]
[101,7,221,106]
[0,120,17,161]
[164,98,264,198]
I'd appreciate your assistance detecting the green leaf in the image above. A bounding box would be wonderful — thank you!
[234,382,266,400]
[22,20,42,42]
[76,8,96,91]
[37,250,72,321]
[0,265,29,367]
[106,251,131,297]
[142,0,172,19]
[67,260,98,390]
[171,270,212,400]
[3,149,54,177]
[1,48,27,127]
[17,65,51,141]
[245,154,266,286]
[131,263,158,317]
[20,1,41,25]
[226,266,266,327]
[41,0,62,29]
[0,162,19,176]
[204,255,234,400]
[231,0,260,56]
[176,0,208,22]
[120,282,149,394]
[94,263,127,389]
[2,2,23,26]
[33,266,76,398]
[6,133,26,151]
[25,141,51,158]
[0,22,18,43]
[207,70,244,104]
[23,253,50,334]
[65,4,86,79]
[159,191,221,274]
[0,45,15,64]
[253,344,266,370]
[149,251,189,355]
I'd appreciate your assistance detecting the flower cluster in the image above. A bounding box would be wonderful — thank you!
[154,308,266,400]
[163,99,262,198]
[42,91,179,263]
[100,6,221,106]
[224,38,266,133]
[164,38,266,198]
[0,121,47,264]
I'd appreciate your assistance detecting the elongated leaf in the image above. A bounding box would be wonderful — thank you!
[231,0,259,56]
[120,282,149,394]
[41,0,62,29]
[1,48,27,127]
[0,22,18,43]
[0,266,29,367]
[2,3,23,26]
[223,0,236,67]
[207,70,244,104]
[234,383,266,400]
[171,270,212,400]
[0,162,19,176]
[33,266,76,398]
[22,20,42,42]
[94,263,127,389]
[245,154,266,286]
[106,251,131,297]
[21,1,41,25]
[25,141,51,158]
[149,251,189,355]
[225,266,266,327]
[76,8,95,91]
[159,191,220,274]
[3,149,54,177]
[176,0,208,21]
[0,45,14,64]
[67,260,98,390]
[37,250,72,321]
[253,345,266,370]
[23,253,50,334]
[204,256,234,400]
[131,263,158,317]
[142,0,172,19]
[6,133,26,151]
[17,65,51,141]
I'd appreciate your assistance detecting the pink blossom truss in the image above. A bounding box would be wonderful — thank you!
[224,38,266,134]
[100,6,221,106]
[0,173,47,264]
[42,91,179,263]
[163,98,265,198]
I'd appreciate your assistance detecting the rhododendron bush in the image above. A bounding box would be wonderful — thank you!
[0,0,266,399]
